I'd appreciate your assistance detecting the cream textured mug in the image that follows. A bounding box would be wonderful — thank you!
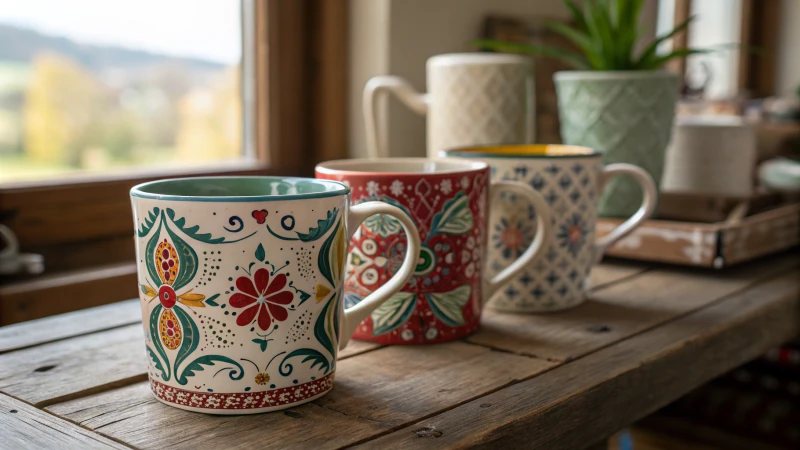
[364,53,534,158]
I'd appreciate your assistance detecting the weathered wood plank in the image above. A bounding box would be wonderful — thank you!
[47,343,552,449]
[0,393,128,449]
[0,324,147,406]
[468,253,799,361]
[0,318,378,408]
[0,263,139,325]
[0,299,140,354]
[358,271,800,449]
[339,339,381,359]
[316,342,553,424]
[45,382,383,450]
[588,259,650,290]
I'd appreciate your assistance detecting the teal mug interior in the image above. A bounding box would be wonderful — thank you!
[131,176,349,202]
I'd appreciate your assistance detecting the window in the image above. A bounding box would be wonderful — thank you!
[0,0,347,324]
[656,0,780,100]
[0,0,245,183]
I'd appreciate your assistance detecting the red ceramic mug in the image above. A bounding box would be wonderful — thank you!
[316,158,552,344]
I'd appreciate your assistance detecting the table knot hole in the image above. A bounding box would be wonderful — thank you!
[587,325,611,333]
[284,410,303,419]
[34,365,57,373]
[415,426,443,438]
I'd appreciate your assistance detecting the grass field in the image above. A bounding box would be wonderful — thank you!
[0,61,29,95]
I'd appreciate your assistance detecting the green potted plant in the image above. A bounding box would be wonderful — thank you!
[476,0,704,217]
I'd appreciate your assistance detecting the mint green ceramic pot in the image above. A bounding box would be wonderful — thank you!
[554,71,678,217]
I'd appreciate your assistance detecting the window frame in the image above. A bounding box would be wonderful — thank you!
[0,0,348,322]
[665,0,780,97]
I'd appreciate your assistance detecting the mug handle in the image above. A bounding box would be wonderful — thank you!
[594,164,657,261]
[363,75,429,159]
[0,225,19,260]
[339,201,421,349]
[484,181,553,300]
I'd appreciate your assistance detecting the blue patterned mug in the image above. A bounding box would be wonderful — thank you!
[130,176,420,413]
[446,145,656,312]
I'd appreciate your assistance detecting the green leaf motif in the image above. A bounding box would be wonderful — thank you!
[318,219,342,288]
[173,306,199,375]
[343,292,363,309]
[205,294,220,307]
[363,214,403,237]
[425,285,471,327]
[252,338,270,352]
[175,355,245,385]
[333,290,341,345]
[255,243,266,262]
[148,304,170,381]
[296,289,311,305]
[371,292,416,336]
[147,347,168,381]
[315,294,337,359]
[361,196,411,237]
[137,207,161,237]
[279,348,331,376]
[164,222,198,291]
[296,208,339,242]
[166,208,256,244]
[144,215,164,288]
[429,192,474,236]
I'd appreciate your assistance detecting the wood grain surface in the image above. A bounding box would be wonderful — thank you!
[1,255,797,449]
[0,394,127,449]
[0,299,140,354]
[359,271,800,449]
[1,263,139,325]
[0,324,147,406]
[469,253,798,360]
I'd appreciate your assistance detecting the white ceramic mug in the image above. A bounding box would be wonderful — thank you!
[446,145,656,313]
[130,176,420,413]
[364,53,534,159]
[0,225,44,275]
[662,115,757,198]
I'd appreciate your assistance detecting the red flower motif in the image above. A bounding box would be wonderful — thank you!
[158,285,177,309]
[230,268,293,330]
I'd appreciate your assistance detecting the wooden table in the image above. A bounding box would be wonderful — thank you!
[1,253,798,449]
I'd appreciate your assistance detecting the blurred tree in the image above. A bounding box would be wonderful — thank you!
[23,53,107,167]
[175,66,241,161]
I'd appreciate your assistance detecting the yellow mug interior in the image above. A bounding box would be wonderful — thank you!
[445,144,601,158]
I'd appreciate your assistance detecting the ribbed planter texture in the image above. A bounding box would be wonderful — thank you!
[554,71,679,217]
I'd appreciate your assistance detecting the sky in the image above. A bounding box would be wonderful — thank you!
[0,0,242,64]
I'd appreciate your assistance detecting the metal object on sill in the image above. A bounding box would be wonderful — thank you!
[0,225,44,275]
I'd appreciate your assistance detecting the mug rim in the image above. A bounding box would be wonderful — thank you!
[428,52,532,67]
[130,176,350,202]
[444,144,602,159]
[315,157,489,176]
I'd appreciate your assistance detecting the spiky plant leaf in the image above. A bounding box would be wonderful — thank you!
[474,0,710,71]
[634,15,696,70]
[639,48,711,70]
[472,39,591,70]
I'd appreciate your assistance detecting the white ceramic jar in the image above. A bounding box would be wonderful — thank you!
[662,115,757,198]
